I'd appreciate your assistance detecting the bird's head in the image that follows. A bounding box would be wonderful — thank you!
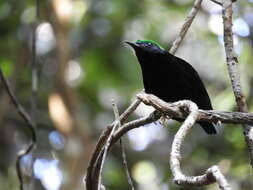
[125,40,166,54]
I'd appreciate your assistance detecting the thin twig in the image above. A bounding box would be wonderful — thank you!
[120,141,135,190]
[113,100,135,189]
[169,0,203,55]
[119,99,141,124]
[96,99,122,190]
[96,104,119,190]
[111,99,136,190]
[95,100,138,190]
[221,0,253,167]
[91,113,160,190]
[0,70,36,190]
[86,98,141,190]
[0,70,35,135]
[113,113,161,145]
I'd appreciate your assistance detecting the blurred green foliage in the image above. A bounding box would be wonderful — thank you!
[0,0,253,190]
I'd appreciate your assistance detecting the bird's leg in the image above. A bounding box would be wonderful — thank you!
[150,110,162,126]
[151,110,162,120]
[150,110,171,127]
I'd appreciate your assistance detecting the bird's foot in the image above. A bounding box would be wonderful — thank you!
[150,110,161,120]
[150,110,170,127]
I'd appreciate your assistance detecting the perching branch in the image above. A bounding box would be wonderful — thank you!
[137,92,253,126]
[221,0,253,167]
[169,0,203,54]
[0,69,36,190]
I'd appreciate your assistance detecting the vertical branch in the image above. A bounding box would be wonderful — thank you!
[222,0,246,111]
[221,0,253,167]
[96,101,120,190]
[31,0,40,123]
[120,140,135,190]
[95,100,135,190]
[169,0,203,55]
[85,99,141,190]
[0,70,36,190]
[112,99,135,190]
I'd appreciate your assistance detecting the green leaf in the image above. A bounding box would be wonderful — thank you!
[0,59,13,77]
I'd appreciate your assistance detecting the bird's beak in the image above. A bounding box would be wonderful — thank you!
[124,41,140,49]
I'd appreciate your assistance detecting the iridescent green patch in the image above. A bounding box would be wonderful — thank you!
[136,40,165,50]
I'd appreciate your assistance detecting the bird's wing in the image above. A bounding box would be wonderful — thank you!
[170,55,213,110]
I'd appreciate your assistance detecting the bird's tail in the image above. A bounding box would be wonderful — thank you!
[199,121,217,135]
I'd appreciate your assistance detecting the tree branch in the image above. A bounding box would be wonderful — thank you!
[0,70,36,136]
[169,100,231,189]
[137,92,253,126]
[169,0,203,54]
[85,98,141,190]
[95,101,119,190]
[0,69,36,190]
[113,99,136,190]
[222,0,253,167]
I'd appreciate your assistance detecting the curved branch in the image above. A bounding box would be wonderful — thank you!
[0,70,36,190]
[169,100,231,189]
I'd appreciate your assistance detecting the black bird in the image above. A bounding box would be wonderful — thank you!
[126,40,216,134]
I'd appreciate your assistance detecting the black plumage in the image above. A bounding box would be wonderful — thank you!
[126,40,216,134]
